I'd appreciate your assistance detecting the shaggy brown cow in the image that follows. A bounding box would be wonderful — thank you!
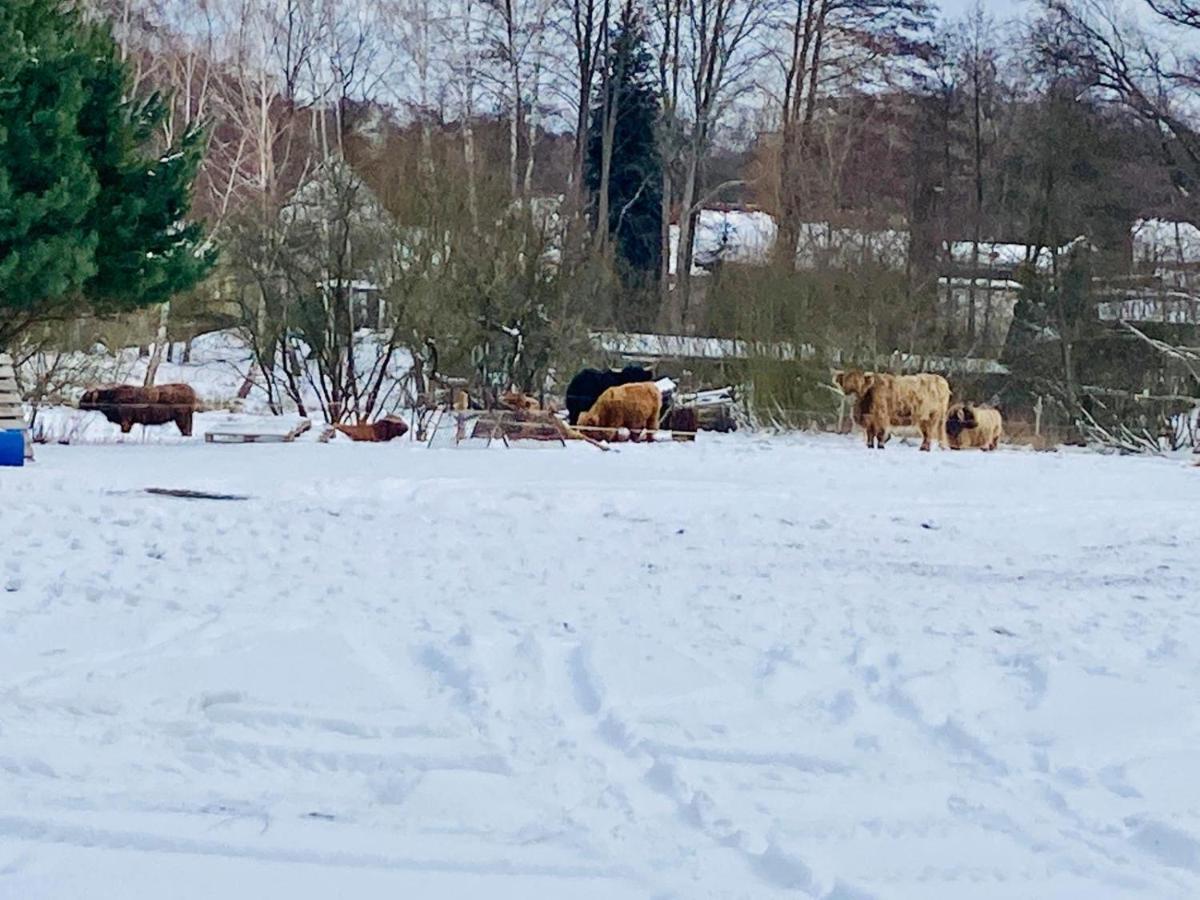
[834,369,877,430]
[847,371,950,451]
[577,381,661,440]
[833,369,874,399]
[946,403,1003,450]
[856,382,892,449]
[80,383,198,436]
[334,416,410,442]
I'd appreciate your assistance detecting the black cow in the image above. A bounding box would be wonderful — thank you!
[564,365,656,426]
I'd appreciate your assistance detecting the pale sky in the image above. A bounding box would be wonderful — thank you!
[936,0,1029,22]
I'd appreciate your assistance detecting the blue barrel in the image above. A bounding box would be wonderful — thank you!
[0,429,24,467]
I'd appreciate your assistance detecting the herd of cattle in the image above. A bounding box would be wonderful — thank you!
[75,365,1003,451]
[834,369,1003,451]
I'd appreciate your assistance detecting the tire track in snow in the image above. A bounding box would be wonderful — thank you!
[3,609,224,693]
[844,639,1188,896]
[180,735,511,777]
[0,814,640,883]
[556,635,876,899]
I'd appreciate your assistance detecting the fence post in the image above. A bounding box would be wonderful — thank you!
[1034,395,1044,437]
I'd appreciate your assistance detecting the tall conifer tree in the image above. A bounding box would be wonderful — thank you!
[0,0,213,346]
[586,4,663,297]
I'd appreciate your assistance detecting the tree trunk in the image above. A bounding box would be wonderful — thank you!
[1061,338,1077,406]
[656,0,683,321]
[571,0,602,209]
[143,301,171,385]
[505,0,522,200]
[523,47,542,198]
[969,51,984,348]
[776,0,825,268]
[462,0,480,228]
[595,63,617,254]
[660,167,673,321]
[673,149,700,330]
[463,122,479,229]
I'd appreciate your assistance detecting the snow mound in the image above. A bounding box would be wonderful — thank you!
[0,434,1197,898]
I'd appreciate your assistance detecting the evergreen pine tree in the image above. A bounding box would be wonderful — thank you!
[586,4,663,297]
[0,0,213,347]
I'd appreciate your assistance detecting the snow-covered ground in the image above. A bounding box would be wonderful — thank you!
[1,434,1198,899]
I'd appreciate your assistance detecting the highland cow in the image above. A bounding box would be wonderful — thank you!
[80,383,198,436]
[842,370,951,451]
[946,403,1003,450]
[577,381,662,440]
[856,382,892,449]
[565,365,655,426]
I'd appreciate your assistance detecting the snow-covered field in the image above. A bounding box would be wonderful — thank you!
[1,434,1198,899]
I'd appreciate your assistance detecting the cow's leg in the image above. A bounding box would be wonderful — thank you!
[177,411,193,437]
[120,419,133,434]
[645,412,658,441]
[919,417,933,451]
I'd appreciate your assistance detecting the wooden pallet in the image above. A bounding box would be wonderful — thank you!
[205,418,312,444]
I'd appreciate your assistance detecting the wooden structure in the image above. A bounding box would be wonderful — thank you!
[428,410,570,449]
[0,352,32,460]
[426,409,698,448]
[205,418,312,444]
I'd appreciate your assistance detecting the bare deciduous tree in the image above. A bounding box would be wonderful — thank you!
[655,0,773,328]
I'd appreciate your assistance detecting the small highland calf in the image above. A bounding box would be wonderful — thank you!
[945,403,1003,450]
